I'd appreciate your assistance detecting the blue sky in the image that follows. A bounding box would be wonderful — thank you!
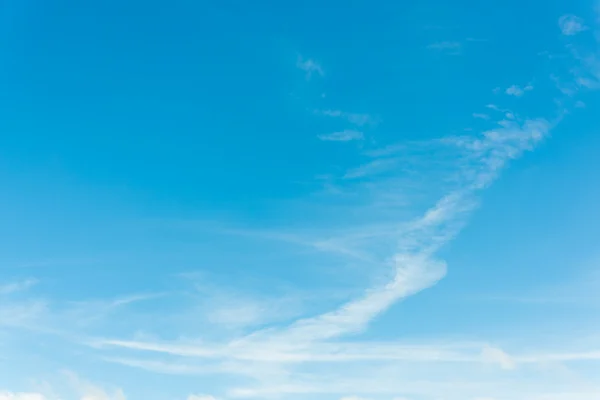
[2,0,600,399]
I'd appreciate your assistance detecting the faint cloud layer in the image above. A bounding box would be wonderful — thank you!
[0,394,46,400]
[5,3,600,400]
[427,41,462,55]
[318,130,364,142]
[0,372,129,400]
[559,14,587,36]
[0,279,37,295]
[316,109,377,126]
[297,56,324,79]
[188,395,217,400]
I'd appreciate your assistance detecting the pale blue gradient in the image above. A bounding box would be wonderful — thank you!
[1,1,600,400]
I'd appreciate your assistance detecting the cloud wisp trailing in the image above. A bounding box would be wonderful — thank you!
[0,279,37,295]
[315,109,377,127]
[89,111,558,398]
[318,130,364,142]
[6,4,600,400]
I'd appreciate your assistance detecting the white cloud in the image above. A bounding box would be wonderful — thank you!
[0,375,130,400]
[0,279,37,295]
[485,104,504,111]
[343,158,399,179]
[0,394,46,400]
[505,84,533,96]
[576,76,600,89]
[88,115,560,400]
[0,300,46,329]
[505,85,524,97]
[205,293,300,329]
[188,395,217,400]
[90,111,556,400]
[8,8,596,400]
[297,56,324,79]
[65,372,126,400]
[318,130,364,142]
[558,14,587,36]
[481,346,516,370]
[317,110,376,126]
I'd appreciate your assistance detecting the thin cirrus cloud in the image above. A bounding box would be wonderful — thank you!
[90,113,561,398]
[14,27,599,394]
[342,158,399,179]
[318,130,364,142]
[427,41,462,54]
[316,109,376,127]
[339,397,371,400]
[0,279,37,295]
[4,2,600,400]
[0,372,130,400]
[0,394,46,400]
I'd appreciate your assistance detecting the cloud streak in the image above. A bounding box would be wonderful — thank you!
[6,5,600,399]
[316,110,377,127]
[0,279,37,295]
[88,112,556,398]
[318,130,364,142]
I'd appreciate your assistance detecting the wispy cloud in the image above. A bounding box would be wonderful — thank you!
[505,84,533,97]
[0,373,129,400]
[552,10,600,95]
[6,99,562,400]
[481,345,516,370]
[7,5,600,400]
[64,371,126,400]
[427,41,462,55]
[87,111,557,398]
[0,393,46,400]
[188,395,217,400]
[297,56,324,80]
[0,279,37,295]
[505,85,524,96]
[343,158,399,179]
[0,300,47,329]
[316,109,377,127]
[318,130,364,142]
[559,14,587,36]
